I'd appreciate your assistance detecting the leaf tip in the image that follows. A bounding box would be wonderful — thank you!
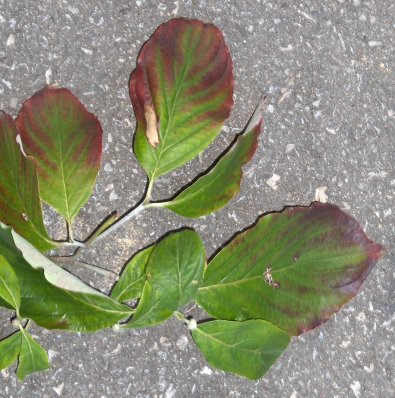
[244,96,268,133]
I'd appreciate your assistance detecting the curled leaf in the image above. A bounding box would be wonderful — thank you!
[0,112,56,252]
[0,224,132,332]
[162,98,266,217]
[111,245,154,302]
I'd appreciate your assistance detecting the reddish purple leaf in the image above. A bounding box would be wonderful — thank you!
[161,99,266,217]
[16,86,102,223]
[130,17,234,181]
[197,202,382,335]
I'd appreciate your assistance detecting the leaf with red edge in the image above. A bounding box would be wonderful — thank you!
[197,202,382,335]
[130,17,234,181]
[160,99,266,217]
[16,86,102,224]
[0,112,56,252]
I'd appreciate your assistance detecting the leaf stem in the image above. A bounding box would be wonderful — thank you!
[52,255,119,279]
[145,179,154,203]
[61,240,85,248]
[174,310,187,323]
[89,202,146,245]
[144,201,171,209]
[72,260,119,279]
[67,219,73,242]
[66,179,156,250]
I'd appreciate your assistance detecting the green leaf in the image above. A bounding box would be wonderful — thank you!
[0,112,56,252]
[84,211,118,244]
[192,319,290,380]
[130,17,234,181]
[197,203,382,335]
[0,331,21,371]
[125,282,173,328]
[111,246,153,302]
[16,328,50,380]
[0,255,20,311]
[10,226,104,295]
[146,230,206,307]
[126,229,206,328]
[0,224,132,332]
[161,99,265,217]
[16,86,103,223]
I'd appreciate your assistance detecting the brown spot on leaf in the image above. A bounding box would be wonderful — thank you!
[144,104,159,147]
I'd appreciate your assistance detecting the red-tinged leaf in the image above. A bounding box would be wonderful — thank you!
[16,86,103,224]
[130,17,234,181]
[0,112,56,252]
[160,99,266,217]
[197,202,382,335]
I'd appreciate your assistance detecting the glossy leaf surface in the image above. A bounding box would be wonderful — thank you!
[197,203,382,335]
[127,230,206,328]
[0,331,21,371]
[125,282,173,328]
[192,319,290,380]
[0,225,132,332]
[16,328,50,380]
[111,245,154,302]
[0,112,55,252]
[0,255,20,310]
[16,86,103,222]
[130,17,234,181]
[162,99,265,217]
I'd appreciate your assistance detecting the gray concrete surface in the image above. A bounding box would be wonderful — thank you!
[0,0,394,397]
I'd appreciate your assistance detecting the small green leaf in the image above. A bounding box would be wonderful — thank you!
[0,331,21,371]
[192,319,290,380]
[111,246,154,302]
[162,99,265,217]
[197,203,382,335]
[125,282,173,328]
[131,18,234,181]
[84,211,118,244]
[0,255,20,311]
[0,224,132,332]
[16,86,103,223]
[16,328,50,380]
[0,111,56,252]
[146,230,205,308]
[127,230,206,328]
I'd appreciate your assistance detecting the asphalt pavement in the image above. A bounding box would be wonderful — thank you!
[0,1,393,397]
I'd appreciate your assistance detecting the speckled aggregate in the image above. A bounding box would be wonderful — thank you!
[0,1,394,397]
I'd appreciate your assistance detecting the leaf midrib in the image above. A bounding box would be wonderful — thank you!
[149,27,201,181]
[55,104,72,222]
[195,327,267,356]
[199,250,356,291]
[0,274,19,309]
